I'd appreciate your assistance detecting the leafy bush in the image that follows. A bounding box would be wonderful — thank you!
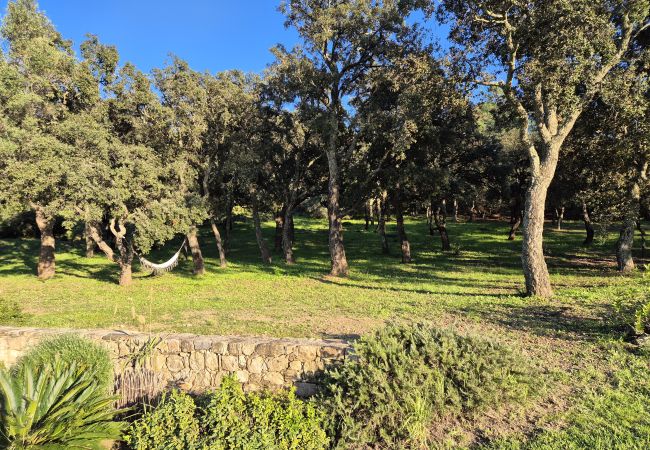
[319,323,531,449]
[0,359,122,449]
[199,376,328,449]
[125,389,201,450]
[13,334,113,390]
[0,299,28,325]
[125,377,329,450]
[612,277,650,338]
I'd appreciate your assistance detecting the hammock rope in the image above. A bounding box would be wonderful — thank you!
[135,238,188,275]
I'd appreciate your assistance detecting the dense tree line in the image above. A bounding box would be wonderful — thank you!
[0,0,648,296]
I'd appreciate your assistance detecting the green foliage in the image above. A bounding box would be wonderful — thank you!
[125,389,201,450]
[319,323,531,449]
[13,334,113,391]
[0,359,122,449]
[0,299,28,325]
[613,278,650,335]
[199,376,328,450]
[125,377,329,450]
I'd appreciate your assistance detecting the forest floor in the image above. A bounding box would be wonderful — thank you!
[1,217,650,448]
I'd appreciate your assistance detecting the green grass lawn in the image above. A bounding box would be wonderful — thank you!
[1,217,649,447]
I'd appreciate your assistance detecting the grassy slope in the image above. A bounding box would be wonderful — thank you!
[1,217,649,447]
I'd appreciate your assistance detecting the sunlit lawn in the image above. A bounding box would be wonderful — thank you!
[0,217,645,340]
[2,216,650,446]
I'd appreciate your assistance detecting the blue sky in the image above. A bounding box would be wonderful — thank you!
[0,1,449,75]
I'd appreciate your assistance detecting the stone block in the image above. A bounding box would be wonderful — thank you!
[293,345,319,361]
[248,356,266,374]
[166,355,184,373]
[205,352,219,371]
[266,355,289,372]
[262,372,284,386]
[189,352,205,371]
[221,355,238,371]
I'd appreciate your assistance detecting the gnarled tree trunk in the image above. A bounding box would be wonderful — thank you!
[274,209,285,253]
[210,219,227,268]
[110,218,134,286]
[522,173,554,298]
[582,201,594,247]
[617,218,636,272]
[186,225,205,275]
[452,198,459,222]
[251,196,272,264]
[616,163,647,272]
[86,221,116,262]
[393,188,411,263]
[34,207,55,280]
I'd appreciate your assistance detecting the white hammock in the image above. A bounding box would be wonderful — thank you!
[137,239,187,275]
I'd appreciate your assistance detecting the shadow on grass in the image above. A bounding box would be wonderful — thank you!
[460,302,621,343]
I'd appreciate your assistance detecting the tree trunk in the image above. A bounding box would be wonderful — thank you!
[377,191,389,254]
[394,189,411,263]
[469,201,477,222]
[364,200,371,231]
[118,239,134,287]
[86,221,116,262]
[434,204,451,252]
[522,175,554,298]
[84,222,95,258]
[325,108,349,277]
[119,258,133,286]
[508,196,523,240]
[282,207,295,264]
[274,209,285,253]
[508,217,522,241]
[617,218,636,272]
[186,225,205,275]
[426,205,435,236]
[210,219,227,268]
[452,198,459,223]
[111,219,134,286]
[252,196,272,264]
[582,202,594,247]
[35,208,55,280]
[616,163,647,272]
[555,207,565,231]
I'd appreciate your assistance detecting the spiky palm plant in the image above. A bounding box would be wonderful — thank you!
[0,359,123,449]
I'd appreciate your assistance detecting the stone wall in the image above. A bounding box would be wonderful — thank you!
[0,326,351,397]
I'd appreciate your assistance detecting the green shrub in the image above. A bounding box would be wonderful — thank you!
[613,279,650,337]
[0,300,28,325]
[199,376,328,449]
[13,334,113,390]
[125,377,329,450]
[125,389,201,450]
[0,359,122,449]
[319,323,531,449]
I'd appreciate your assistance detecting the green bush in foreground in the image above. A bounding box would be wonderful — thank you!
[319,323,532,449]
[0,359,122,449]
[125,377,329,450]
[13,334,113,391]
